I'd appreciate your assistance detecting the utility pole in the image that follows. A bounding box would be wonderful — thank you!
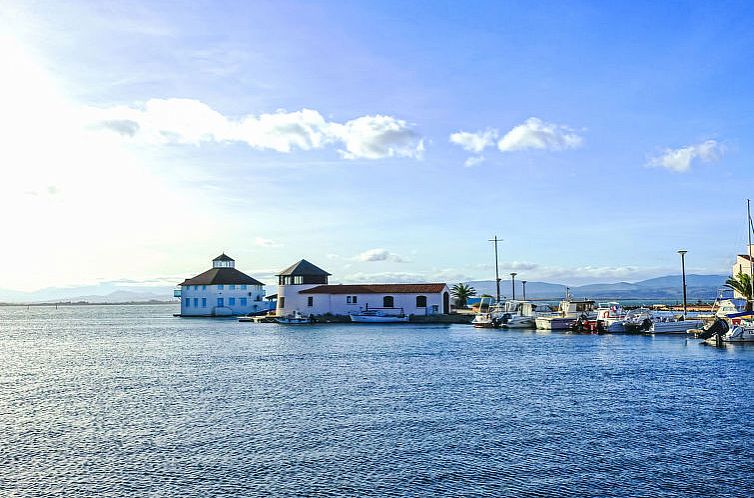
[489,236,502,303]
[510,273,517,300]
[678,250,688,317]
[522,281,527,300]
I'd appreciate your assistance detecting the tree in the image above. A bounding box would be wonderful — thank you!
[451,283,477,308]
[725,272,753,311]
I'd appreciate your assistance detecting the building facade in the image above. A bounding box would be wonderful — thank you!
[276,259,450,316]
[732,245,754,298]
[179,254,265,316]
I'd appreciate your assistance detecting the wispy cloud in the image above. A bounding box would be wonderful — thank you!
[449,129,498,153]
[354,248,407,263]
[647,139,725,172]
[90,98,424,160]
[450,118,582,165]
[498,117,583,152]
[254,236,282,248]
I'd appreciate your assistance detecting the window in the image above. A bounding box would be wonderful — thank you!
[202,298,207,307]
[383,296,394,307]
[229,284,236,290]
[218,284,224,290]
[202,285,206,291]
[193,298,199,307]
[347,296,352,304]
[228,297,236,306]
[293,276,304,284]
[240,297,247,306]
[416,295,427,307]
[279,296,285,308]
[217,297,224,307]
[194,285,198,290]
[307,296,313,307]
[352,296,358,304]
[347,296,358,304]
[240,284,247,290]
[185,298,190,307]
[254,295,262,301]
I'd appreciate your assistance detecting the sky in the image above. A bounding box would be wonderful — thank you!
[1,0,754,292]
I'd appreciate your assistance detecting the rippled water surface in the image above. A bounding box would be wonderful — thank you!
[1,304,753,497]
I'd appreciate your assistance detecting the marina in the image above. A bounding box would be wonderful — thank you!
[1,303,752,497]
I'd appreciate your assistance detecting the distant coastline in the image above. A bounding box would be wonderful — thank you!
[0,300,178,307]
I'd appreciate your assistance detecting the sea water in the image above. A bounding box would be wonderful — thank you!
[1,304,752,497]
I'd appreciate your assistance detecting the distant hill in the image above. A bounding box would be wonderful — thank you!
[0,284,177,304]
[462,274,728,300]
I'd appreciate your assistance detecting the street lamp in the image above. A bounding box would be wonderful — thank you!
[510,272,517,300]
[522,281,527,300]
[678,250,688,317]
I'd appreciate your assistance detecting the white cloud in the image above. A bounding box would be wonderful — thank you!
[498,117,583,152]
[254,237,282,248]
[463,155,486,167]
[354,248,407,263]
[90,99,424,160]
[449,128,498,153]
[647,139,725,172]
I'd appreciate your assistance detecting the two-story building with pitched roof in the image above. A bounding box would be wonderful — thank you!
[178,254,265,316]
[276,259,450,317]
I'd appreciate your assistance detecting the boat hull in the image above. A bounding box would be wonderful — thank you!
[350,315,409,323]
[650,320,703,334]
[535,317,576,330]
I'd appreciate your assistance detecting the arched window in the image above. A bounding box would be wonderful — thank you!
[383,296,394,308]
[416,295,427,307]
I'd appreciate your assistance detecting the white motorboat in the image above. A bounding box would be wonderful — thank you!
[498,300,552,328]
[595,302,628,333]
[350,308,409,323]
[472,297,497,328]
[275,311,313,324]
[535,296,596,330]
[709,323,754,343]
[623,308,702,334]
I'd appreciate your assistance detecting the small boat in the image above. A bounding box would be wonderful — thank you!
[350,308,409,323]
[623,308,702,334]
[275,311,313,324]
[498,300,552,328]
[472,297,497,328]
[535,294,596,330]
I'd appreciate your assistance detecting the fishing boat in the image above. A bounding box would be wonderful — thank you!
[572,302,626,333]
[535,294,596,330]
[275,311,313,324]
[350,308,409,323]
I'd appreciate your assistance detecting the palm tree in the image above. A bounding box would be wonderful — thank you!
[725,272,753,311]
[451,283,477,308]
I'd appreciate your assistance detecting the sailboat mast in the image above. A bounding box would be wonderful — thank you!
[746,199,754,308]
[489,235,502,303]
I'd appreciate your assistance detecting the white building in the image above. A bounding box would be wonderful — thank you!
[178,254,265,316]
[731,245,754,298]
[276,259,450,316]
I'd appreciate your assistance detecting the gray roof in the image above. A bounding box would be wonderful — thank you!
[276,259,331,277]
[180,267,264,286]
[213,253,235,262]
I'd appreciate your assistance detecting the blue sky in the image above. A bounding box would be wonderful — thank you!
[2,1,754,291]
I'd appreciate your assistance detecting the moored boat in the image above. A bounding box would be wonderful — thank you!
[535,296,596,330]
[350,308,409,323]
[275,311,313,324]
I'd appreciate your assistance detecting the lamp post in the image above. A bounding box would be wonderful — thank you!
[510,272,517,300]
[489,236,502,303]
[522,280,527,300]
[678,250,688,317]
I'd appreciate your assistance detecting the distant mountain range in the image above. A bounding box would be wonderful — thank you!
[463,274,729,301]
[0,274,731,304]
[0,283,176,304]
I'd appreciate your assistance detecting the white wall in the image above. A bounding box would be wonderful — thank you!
[181,284,265,316]
[278,287,450,316]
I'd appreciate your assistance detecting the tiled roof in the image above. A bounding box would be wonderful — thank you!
[277,259,331,277]
[737,254,753,261]
[213,253,235,262]
[299,283,447,294]
[180,267,264,286]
